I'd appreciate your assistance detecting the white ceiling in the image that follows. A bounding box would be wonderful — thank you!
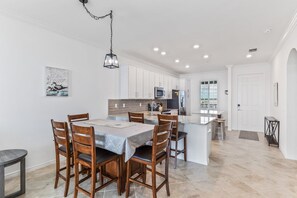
[1,0,297,74]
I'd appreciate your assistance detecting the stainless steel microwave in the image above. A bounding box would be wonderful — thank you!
[154,87,165,99]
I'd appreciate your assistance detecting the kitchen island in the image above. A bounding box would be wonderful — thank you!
[108,112,216,165]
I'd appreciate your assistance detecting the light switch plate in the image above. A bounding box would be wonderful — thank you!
[115,104,118,108]
[123,103,125,108]
[139,103,142,107]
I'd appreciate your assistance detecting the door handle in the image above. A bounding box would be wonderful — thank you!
[237,104,241,111]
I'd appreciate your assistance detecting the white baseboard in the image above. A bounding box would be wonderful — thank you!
[5,159,56,179]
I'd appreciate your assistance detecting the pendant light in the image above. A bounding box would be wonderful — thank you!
[79,0,119,69]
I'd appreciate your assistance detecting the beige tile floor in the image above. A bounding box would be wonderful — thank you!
[5,131,297,198]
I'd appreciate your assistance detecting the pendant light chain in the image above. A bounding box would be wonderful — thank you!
[82,2,113,53]
[82,3,111,20]
[80,0,119,69]
[110,11,113,54]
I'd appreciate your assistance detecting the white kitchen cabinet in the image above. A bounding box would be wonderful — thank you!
[121,65,143,99]
[120,65,179,99]
[154,73,160,87]
[143,71,155,99]
[167,76,173,99]
[143,71,149,98]
[163,75,168,98]
[136,68,144,98]
[172,77,179,90]
[128,66,137,98]
[159,74,164,87]
[148,71,155,98]
[163,75,173,99]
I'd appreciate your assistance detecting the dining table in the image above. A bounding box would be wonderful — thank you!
[73,118,155,192]
[74,119,155,161]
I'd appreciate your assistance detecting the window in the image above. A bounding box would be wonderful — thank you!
[200,80,218,109]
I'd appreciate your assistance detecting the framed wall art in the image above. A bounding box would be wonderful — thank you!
[45,66,69,96]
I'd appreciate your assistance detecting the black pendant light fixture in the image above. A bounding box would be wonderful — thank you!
[79,0,119,69]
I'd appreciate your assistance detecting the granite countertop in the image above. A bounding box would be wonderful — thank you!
[108,111,216,125]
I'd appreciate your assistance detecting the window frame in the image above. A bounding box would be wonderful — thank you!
[200,80,218,110]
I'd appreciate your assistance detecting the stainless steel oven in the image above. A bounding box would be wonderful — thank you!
[154,87,165,99]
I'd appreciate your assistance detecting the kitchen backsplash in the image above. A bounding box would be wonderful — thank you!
[108,99,167,115]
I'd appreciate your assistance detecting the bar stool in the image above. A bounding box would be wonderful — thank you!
[51,120,73,197]
[157,114,187,169]
[125,123,172,198]
[217,119,226,140]
[128,112,144,123]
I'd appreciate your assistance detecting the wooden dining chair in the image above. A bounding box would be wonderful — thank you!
[128,112,144,123]
[51,119,73,197]
[67,113,89,123]
[71,124,121,198]
[125,123,172,198]
[157,114,187,169]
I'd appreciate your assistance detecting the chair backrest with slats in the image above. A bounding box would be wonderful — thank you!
[157,114,178,138]
[152,122,172,162]
[128,112,144,123]
[71,124,96,166]
[51,119,71,154]
[67,113,89,123]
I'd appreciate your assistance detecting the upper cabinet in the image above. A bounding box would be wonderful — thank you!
[143,70,154,99]
[136,68,144,98]
[120,65,179,99]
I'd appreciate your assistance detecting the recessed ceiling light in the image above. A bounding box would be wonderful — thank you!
[185,65,190,69]
[175,59,180,63]
[161,51,166,56]
[246,54,252,58]
[203,54,209,59]
[193,45,200,49]
[153,47,159,52]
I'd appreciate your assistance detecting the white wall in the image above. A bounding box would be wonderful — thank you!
[0,14,180,175]
[180,70,228,122]
[231,63,272,132]
[287,49,297,160]
[271,21,297,159]
[0,15,120,174]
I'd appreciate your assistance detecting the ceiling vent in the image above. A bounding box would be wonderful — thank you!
[249,48,257,52]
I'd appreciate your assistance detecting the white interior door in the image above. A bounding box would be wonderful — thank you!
[237,74,265,132]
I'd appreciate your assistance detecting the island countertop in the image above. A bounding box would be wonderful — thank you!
[108,111,216,125]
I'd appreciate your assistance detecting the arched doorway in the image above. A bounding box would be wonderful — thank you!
[287,48,297,158]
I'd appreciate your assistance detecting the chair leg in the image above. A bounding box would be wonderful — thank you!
[117,158,122,196]
[125,160,131,198]
[183,136,187,162]
[165,157,170,196]
[174,140,178,169]
[64,157,71,197]
[54,152,60,189]
[99,166,103,185]
[90,166,96,198]
[73,160,79,198]
[142,164,146,183]
[152,165,157,198]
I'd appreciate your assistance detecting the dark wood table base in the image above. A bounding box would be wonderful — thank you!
[104,154,143,193]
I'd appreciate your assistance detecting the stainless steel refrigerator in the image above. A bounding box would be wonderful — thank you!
[167,89,186,115]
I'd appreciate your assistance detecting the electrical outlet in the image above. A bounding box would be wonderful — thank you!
[123,103,125,108]
[115,104,118,108]
[139,103,142,107]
